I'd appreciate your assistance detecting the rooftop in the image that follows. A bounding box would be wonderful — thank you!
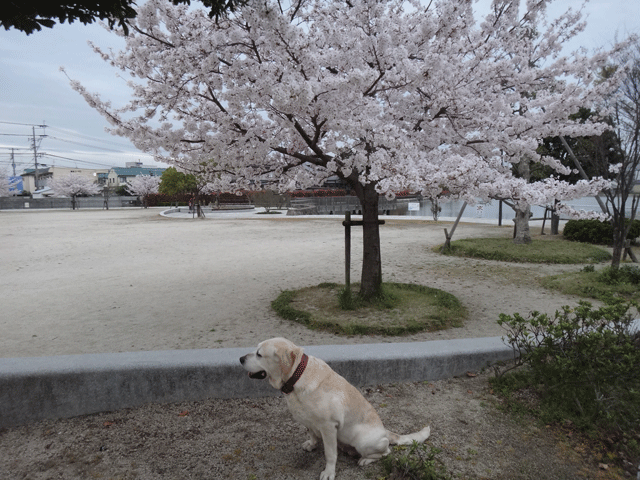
[111,167,165,176]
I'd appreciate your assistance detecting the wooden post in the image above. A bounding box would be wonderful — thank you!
[441,201,467,252]
[540,207,548,235]
[622,240,639,263]
[344,212,351,292]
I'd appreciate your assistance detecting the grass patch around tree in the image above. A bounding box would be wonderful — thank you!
[438,236,611,264]
[271,282,467,336]
[540,264,640,302]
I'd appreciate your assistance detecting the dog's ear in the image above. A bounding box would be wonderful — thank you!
[279,347,300,380]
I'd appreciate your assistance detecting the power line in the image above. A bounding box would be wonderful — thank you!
[0,133,46,137]
[0,121,47,127]
[42,153,114,168]
[2,124,132,151]
[0,122,159,172]
[46,126,132,149]
[47,136,126,153]
[0,161,30,167]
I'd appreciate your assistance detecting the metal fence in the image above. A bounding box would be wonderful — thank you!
[290,195,632,222]
[289,195,415,215]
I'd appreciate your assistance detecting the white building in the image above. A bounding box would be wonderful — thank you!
[20,166,108,195]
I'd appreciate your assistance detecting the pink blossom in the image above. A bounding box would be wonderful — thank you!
[67,0,628,216]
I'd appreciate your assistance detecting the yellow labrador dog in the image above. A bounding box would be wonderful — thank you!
[240,337,430,480]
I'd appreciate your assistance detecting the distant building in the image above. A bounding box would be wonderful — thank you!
[21,166,108,194]
[96,172,109,186]
[105,164,166,188]
[21,163,166,194]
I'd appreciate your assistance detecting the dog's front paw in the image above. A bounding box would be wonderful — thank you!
[358,457,378,466]
[319,468,335,480]
[302,439,317,451]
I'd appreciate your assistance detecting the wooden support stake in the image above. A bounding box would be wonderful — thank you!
[344,212,351,292]
[623,240,639,263]
[441,201,467,252]
[540,207,548,235]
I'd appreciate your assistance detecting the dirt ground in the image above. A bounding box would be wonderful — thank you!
[1,369,612,480]
[0,209,624,479]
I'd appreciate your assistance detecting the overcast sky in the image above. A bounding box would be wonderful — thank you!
[1,0,638,175]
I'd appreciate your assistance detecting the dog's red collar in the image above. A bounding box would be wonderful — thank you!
[281,354,308,394]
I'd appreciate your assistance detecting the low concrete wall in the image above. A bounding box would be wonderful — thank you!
[163,205,255,214]
[0,196,138,210]
[0,337,514,428]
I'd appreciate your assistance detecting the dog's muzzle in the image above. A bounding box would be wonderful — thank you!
[240,354,267,379]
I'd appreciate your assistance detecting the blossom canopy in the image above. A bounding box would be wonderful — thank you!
[68,0,630,296]
[69,0,625,208]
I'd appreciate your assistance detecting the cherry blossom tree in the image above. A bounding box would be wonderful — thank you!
[49,173,101,210]
[69,0,627,298]
[126,174,161,207]
[0,169,16,197]
[601,45,640,267]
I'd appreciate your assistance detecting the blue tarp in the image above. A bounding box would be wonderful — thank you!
[9,176,23,193]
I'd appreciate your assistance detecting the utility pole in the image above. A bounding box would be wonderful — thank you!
[32,126,39,191]
[30,124,47,192]
[10,148,16,176]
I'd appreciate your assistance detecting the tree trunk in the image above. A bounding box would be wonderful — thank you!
[513,158,531,244]
[551,211,560,235]
[354,182,382,299]
[611,219,626,269]
[513,205,532,244]
[549,200,560,235]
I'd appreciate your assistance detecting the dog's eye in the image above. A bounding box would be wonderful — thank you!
[256,352,262,358]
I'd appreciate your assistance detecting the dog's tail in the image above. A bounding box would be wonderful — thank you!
[387,426,430,445]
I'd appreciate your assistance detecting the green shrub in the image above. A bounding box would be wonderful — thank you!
[563,218,640,244]
[495,298,640,432]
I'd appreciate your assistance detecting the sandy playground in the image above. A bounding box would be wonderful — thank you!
[0,207,582,358]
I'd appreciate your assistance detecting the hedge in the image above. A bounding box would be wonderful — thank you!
[563,218,640,244]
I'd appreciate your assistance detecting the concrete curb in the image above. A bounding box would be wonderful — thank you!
[0,337,514,428]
